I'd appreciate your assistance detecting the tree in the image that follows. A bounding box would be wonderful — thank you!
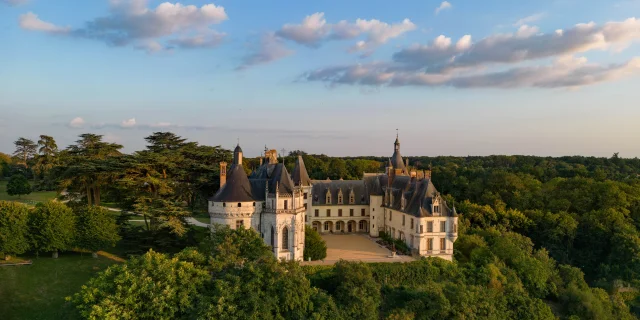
[58,134,123,206]
[6,174,31,198]
[0,201,30,260]
[74,206,120,257]
[304,225,327,261]
[0,152,11,177]
[34,135,59,182]
[29,201,75,258]
[333,260,382,320]
[69,249,210,320]
[13,137,37,167]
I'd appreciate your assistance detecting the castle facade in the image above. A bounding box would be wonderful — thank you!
[208,136,459,261]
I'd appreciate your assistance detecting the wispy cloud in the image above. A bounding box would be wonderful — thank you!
[19,1,228,52]
[1,0,29,6]
[514,13,546,27]
[435,1,452,15]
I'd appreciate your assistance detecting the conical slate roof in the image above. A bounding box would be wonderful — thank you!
[391,149,406,171]
[269,163,295,194]
[292,156,312,187]
[210,164,254,202]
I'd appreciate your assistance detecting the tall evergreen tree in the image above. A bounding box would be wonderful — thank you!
[13,137,37,168]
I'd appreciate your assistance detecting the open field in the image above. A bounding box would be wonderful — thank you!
[0,252,120,320]
[0,180,57,205]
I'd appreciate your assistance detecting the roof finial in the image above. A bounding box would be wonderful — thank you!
[237,137,239,146]
[396,128,398,139]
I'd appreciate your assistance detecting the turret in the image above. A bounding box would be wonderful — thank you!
[233,144,243,165]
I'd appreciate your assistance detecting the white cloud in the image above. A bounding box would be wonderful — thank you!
[2,0,28,6]
[275,12,415,51]
[276,12,331,47]
[20,1,228,52]
[19,12,70,34]
[435,1,452,15]
[514,13,546,27]
[68,117,85,128]
[237,33,294,70]
[152,122,172,128]
[121,118,136,128]
[301,56,640,89]
[301,17,640,90]
[392,18,640,72]
[516,25,540,38]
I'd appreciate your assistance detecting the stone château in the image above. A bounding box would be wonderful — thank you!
[208,135,459,261]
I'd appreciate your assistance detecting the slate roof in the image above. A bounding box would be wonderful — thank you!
[311,180,370,205]
[384,178,457,218]
[210,164,254,202]
[292,156,312,187]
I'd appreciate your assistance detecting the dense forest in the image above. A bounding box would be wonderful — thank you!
[1,133,640,319]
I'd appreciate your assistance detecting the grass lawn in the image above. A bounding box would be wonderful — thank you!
[0,252,120,320]
[0,180,57,205]
[192,211,210,225]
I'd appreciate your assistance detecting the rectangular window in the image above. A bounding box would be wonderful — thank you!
[304,203,307,210]
[440,221,446,232]
[410,218,414,229]
[314,209,319,217]
[390,211,392,221]
[420,225,424,233]
[327,209,331,217]
[440,238,446,251]
[338,209,343,217]
[427,238,433,251]
[305,215,307,222]
[453,223,458,233]
[350,209,354,216]
[402,215,405,226]
[236,220,244,229]
[303,193,308,199]
[284,200,288,210]
[427,221,433,233]
[361,208,365,216]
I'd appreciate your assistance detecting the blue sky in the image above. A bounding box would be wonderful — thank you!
[1,0,639,158]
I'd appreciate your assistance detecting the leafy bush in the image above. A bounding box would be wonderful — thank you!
[69,249,210,320]
[74,205,120,254]
[6,174,31,198]
[304,225,327,261]
[28,201,75,256]
[0,201,31,259]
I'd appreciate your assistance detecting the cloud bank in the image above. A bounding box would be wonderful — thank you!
[301,18,640,89]
[19,0,228,52]
[238,12,415,69]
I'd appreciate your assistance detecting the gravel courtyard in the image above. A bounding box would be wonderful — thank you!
[302,234,415,265]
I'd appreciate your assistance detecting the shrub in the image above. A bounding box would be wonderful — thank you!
[0,201,30,259]
[28,201,75,257]
[304,225,327,261]
[6,174,31,198]
[74,205,121,255]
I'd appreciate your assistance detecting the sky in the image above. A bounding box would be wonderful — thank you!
[1,0,640,158]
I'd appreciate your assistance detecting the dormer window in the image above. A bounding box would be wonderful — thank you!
[349,193,354,204]
[326,192,331,204]
[338,195,343,204]
[401,196,406,210]
[434,205,440,215]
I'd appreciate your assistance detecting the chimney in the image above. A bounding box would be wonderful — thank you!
[220,162,227,187]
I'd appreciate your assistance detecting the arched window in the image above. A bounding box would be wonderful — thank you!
[359,220,366,231]
[324,221,330,231]
[282,227,289,250]
[270,226,274,247]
